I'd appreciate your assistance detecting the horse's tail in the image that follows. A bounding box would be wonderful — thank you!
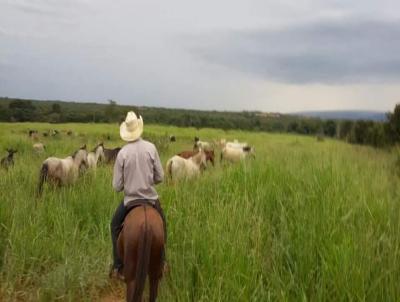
[130,206,152,302]
[37,162,48,196]
[166,159,173,182]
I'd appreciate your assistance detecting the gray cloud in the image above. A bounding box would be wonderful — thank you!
[3,0,87,23]
[189,20,400,84]
[1,0,400,112]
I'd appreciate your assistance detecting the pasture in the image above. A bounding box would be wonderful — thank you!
[0,122,399,301]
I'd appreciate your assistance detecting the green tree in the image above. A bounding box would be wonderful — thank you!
[386,104,400,144]
[338,120,353,141]
[323,120,337,137]
[366,123,387,147]
[350,120,374,145]
[287,121,299,132]
[8,100,36,121]
[52,103,61,113]
[0,104,10,121]
[105,99,118,122]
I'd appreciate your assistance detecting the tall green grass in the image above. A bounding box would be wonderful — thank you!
[0,122,399,301]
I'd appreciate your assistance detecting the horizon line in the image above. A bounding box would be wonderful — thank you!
[0,95,389,114]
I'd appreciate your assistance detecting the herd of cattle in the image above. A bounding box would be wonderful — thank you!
[1,129,255,193]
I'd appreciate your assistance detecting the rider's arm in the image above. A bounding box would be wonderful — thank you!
[113,151,124,192]
[153,148,164,184]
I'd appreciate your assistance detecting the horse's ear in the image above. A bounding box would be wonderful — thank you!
[81,144,87,150]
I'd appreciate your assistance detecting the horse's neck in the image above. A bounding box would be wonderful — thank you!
[90,150,99,161]
[88,151,97,161]
[61,157,76,173]
[190,152,203,166]
[72,155,83,167]
[95,147,103,160]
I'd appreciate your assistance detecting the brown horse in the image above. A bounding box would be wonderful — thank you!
[118,205,165,302]
[104,146,121,164]
[177,149,215,166]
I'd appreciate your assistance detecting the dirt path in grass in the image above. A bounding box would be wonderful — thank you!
[100,293,124,302]
[100,283,124,302]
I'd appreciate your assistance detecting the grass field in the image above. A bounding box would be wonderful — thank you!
[1,122,400,301]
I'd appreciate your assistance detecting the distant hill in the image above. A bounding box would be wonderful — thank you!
[293,111,387,121]
[0,97,302,132]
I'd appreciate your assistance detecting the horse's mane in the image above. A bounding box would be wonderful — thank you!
[72,147,86,159]
[71,150,79,158]
[104,146,120,152]
[90,145,99,153]
[91,143,104,152]
[191,148,205,163]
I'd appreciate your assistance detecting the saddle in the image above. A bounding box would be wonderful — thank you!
[125,199,156,213]
[123,199,165,229]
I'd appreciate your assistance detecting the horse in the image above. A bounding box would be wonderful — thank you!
[104,146,121,164]
[177,149,215,166]
[225,140,249,149]
[37,145,88,195]
[33,143,46,153]
[118,204,165,302]
[29,130,39,141]
[166,149,207,182]
[193,140,213,152]
[87,143,105,170]
[28,129,38,137]
[1,149,17,170]
[28,129,39,140]
[213,138,226,149]
[220,145,255,163]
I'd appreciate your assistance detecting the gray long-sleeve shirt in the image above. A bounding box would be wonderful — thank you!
[113,138,164,205]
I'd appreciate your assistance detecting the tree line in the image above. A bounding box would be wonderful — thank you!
[0,97,399,148]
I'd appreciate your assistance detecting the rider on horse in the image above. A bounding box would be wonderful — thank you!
[110,111,166,280]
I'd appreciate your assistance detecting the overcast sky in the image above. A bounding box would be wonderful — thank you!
[1,0,400,112]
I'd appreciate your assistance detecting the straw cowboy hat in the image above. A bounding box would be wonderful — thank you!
[120,111,143,142]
